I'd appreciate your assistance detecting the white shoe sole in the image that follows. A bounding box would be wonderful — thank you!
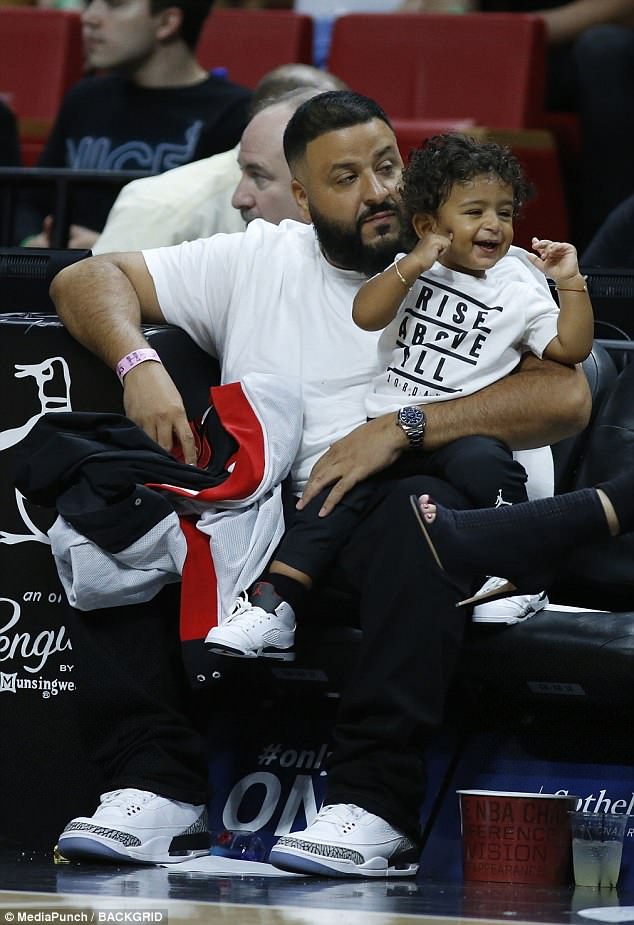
[206,626,295,660]
[58,823,210,865]
[269,844,419,878]
[206,642,296,661]
[58,833,210,865]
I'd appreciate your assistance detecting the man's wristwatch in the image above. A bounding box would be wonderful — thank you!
[396,405,426,448]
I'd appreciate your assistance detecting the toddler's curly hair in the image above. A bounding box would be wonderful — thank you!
[401,133,533,220]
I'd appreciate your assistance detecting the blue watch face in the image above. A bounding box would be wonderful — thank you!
[402,407,423,426]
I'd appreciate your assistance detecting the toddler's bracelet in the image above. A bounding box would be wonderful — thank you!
[556,275,588,292]
[394,259,412,289]
[116,348,162,384]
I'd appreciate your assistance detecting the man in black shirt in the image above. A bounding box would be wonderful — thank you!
[23,0,251,249]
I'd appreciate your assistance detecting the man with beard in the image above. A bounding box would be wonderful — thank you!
[50,91,589,875]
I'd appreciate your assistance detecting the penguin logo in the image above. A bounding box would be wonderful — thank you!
[0,356,72,545]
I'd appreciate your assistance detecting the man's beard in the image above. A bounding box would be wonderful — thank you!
[311,199,413,277]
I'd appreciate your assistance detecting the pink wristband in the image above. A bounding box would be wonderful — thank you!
[116,348,162,383]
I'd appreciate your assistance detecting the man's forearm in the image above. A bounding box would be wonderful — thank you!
[539,0,634,44]
[51,253,163,371]
[299,357,590,515]
[422,356,591,452]
[51,252,199,462]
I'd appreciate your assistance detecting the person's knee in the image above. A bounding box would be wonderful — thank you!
[441,436,511,480]
[441,436,527,507]
[446,435,506,462]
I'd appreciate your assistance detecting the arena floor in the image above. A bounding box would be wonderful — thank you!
[1,847,632,925]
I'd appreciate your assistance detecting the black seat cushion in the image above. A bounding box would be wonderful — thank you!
[552,359,634,609]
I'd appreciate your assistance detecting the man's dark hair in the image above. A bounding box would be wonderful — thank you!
[401,133,533,219]
[150,0,212,50]
[283,90,392,173]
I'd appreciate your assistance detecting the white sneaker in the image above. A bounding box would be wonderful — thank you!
[268,803,420,878]
[205,582,296,660]
[57,789,210,864]
[472,577,548,624]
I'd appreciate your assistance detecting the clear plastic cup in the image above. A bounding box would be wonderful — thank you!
[569,812,629,888]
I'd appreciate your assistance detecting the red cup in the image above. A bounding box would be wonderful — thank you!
[458,790,578,885]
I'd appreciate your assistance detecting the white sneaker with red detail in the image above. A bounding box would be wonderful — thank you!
[205,585,296,660]
[269,803,420,878]
[57,789,210,864]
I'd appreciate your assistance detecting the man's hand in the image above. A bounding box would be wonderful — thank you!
[298,414,408,516]
[23,215,53,248]
[67,224,100,250]
[122,361,197,465]
[24,217,99,250]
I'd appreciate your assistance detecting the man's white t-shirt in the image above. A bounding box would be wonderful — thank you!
[143,221,558,498]
[143,219,381,494]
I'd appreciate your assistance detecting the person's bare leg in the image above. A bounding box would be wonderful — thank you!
[269,560,313,589]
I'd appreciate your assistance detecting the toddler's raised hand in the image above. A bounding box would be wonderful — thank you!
[410,231,452,273]
[528,237,581,284]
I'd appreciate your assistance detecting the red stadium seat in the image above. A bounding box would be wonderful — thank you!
[327,12,547,129]
[328,13,571,247]
[0,6,84,165]
[196,9,313,89]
